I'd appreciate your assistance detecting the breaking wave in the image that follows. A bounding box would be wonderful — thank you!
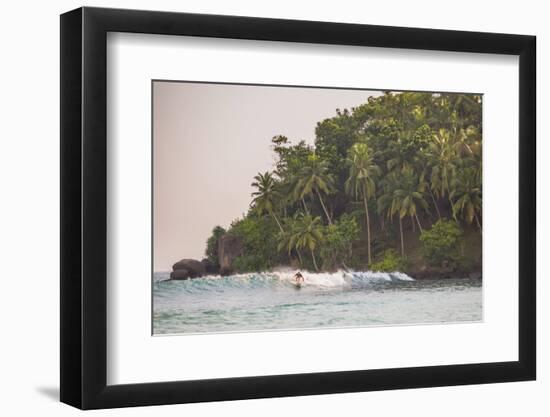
[154,269,413,294]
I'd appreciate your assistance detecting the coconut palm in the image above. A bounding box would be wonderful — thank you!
[283,173,310,215]
[377,174,405,256]
[451,168,482,229]
[426,128,459,219]
[345,142,380,264]
[397,167,429,233]
[452,126,477,157]
[291,214,324,271]
[293,154,335,225]
[276,175,300,218]
[277,214,304,266]
[468,138,483,187]
[250,171,284,233]
[415,157,442,220]
[377,169,428,256]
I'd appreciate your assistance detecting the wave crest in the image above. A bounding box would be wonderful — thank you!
[154,269,413,293]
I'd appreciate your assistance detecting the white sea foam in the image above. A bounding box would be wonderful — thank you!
[154,269,414,290]
[272,270,348,287]
[274,269,414,286]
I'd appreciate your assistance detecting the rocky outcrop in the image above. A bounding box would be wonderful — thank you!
[170,269,191,280]
[172,259,205,278]
[201,258,219,275]
[168,235,243,280]
[217,234,243,276]
[169,258,219,280]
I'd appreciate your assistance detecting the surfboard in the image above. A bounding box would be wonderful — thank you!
[294,282,302,289]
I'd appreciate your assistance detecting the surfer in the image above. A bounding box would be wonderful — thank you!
[294,272,304,287]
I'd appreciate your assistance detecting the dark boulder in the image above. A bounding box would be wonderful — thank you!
[218,234,243,276]
[219,267,231,276]
[201,258,219,275]
[170,269,190,280]
[172,259,205,278]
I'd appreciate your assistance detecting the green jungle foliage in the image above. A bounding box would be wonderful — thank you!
[206,92,482,273]
[370,249,407,273]
[420,219,463,268]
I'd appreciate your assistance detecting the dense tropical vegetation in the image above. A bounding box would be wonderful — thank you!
[205,91,482,275]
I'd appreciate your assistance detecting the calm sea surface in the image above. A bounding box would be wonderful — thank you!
[153,270,482,335]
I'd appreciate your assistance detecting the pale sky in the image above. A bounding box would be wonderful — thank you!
[153,81,382,271]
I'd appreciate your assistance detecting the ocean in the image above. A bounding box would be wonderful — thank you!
[152,270,482,335]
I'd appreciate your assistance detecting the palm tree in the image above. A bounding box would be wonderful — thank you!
[413,150,442,220]
[397,167,429,233]
[293,154,335,225]
[452,126,477,157]
[284,173,310,215]
[345,142,380,264]
[469,138,483,187]
[250,171,284,233]
[450,168,482,229]
[378,174,405,256]
[277,214,303,266]
[291,214,324,271]
[426,128,459,219]
[419,163,441,220]
[276,175,301,217]
[377,169,428,256]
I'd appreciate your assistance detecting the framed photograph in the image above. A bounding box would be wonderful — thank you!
[60,6,536,409]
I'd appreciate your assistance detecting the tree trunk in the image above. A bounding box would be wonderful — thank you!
[296,250,303,266]
[301,197,309,215]
[363,196,372,265]
[271,212,284,233]
[430,189,442,220]
[415,212,423,232]
[449,196,459,222]
[474,212,482,230]
[311,249,319,271]
[316,189,332,225]
[399,216,405,257]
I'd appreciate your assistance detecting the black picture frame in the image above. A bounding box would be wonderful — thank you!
[60,6,536,410]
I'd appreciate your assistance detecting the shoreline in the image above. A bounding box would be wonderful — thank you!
[157,267,482,282]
